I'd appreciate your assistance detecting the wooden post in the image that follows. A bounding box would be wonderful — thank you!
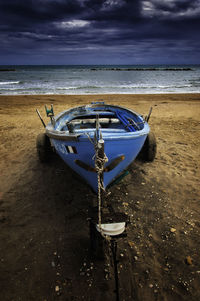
[96,138,105,186]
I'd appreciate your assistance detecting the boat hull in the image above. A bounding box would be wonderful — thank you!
[51,133,147,193]
[45,103,150,193]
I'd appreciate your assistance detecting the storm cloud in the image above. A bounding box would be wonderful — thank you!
[0,0,200,64]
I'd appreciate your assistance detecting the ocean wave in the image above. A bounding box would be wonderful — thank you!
[90,67,193,71]
[0,81,20,85]
[0,83,196,93]
[61,84,195,90]
[0,87,43,92]
[57,86,78,90]
[57,85,99,90]
[116,84,196,89]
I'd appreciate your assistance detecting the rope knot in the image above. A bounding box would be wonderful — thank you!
[95,153,108,173]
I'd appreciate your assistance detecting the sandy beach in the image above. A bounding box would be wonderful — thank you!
[0,93,200,301]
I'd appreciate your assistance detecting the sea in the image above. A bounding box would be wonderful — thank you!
[0,65,200,95]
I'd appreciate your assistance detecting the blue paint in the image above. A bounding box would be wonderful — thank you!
[46,103,150,193]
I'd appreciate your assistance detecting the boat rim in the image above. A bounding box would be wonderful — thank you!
[45,103,150,141]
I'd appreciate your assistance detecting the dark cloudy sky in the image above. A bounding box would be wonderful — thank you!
[0,0,200,65]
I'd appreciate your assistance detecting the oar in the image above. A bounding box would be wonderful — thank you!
[145,106,153,122]
[36,109,46,128]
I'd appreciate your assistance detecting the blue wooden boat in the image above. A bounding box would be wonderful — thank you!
[36,102,155,193]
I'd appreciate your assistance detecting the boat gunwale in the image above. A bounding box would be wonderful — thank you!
[45,103,150,141]
[51,103,143,125]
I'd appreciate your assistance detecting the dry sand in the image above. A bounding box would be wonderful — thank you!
[0,94,200,301]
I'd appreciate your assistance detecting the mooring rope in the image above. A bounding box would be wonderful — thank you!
[85,116,122,301]
[94,136,120,301]
[94,147,109,240]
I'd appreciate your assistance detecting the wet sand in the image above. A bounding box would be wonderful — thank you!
[0,94,200,301]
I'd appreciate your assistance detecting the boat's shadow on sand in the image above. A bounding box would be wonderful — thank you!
[1,151,150,300]
[4,150,198,301]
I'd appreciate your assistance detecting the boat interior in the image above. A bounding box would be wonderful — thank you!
[60,110,144,133]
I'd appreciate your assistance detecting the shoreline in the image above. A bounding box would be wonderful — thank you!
[0,92,200,104]
[1,92,200,96]
[0,92,200,96]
